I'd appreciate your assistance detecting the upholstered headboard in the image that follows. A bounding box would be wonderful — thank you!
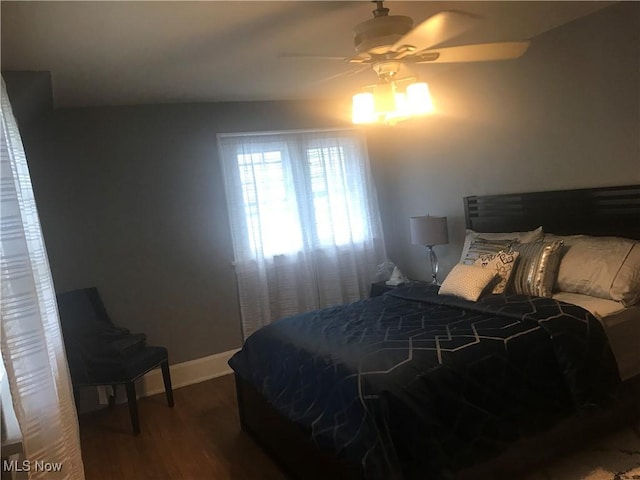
[464,184,640,240]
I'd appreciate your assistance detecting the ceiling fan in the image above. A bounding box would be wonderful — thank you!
[288,1,530,80]
[285,1,531,124]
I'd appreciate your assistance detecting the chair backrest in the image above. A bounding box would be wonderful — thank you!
[56,287,113,339]
[57,287,150,383]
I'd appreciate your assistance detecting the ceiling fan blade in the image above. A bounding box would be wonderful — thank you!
[413,41,530,63]
[310,65,371,86]
[391,10,476,54]
[279,53,348,61]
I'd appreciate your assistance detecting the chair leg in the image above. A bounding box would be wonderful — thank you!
[124,381,140,435]
[108,384,117,408]
[161,360,174,407]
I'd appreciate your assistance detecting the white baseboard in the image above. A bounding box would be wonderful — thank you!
[137,348,240,398]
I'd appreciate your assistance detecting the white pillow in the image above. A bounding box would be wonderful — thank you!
[474,250,520,294]
[545,234,640,306]
[612,243,640,306]
[459,226,543,264]
[439,264,496,301]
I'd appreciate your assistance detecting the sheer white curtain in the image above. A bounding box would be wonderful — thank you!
[219,129,386,339]
[1,78,85,479]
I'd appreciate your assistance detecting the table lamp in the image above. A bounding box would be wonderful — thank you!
[410,215,449,284]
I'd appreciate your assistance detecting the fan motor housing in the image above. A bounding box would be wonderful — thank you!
[354,15,413,55]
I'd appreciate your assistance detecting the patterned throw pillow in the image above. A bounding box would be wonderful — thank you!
[461,238,515,265]
[474,250,520,294]
[511,240,564,297]
[439,264,497,301]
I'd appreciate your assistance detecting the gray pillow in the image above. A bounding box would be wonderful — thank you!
[459,226,543,264]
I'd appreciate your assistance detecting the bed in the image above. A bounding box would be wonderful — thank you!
[229,184,640,480]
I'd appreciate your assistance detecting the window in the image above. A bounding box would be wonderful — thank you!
[307,143,366,247]
[219,129,379,261]
[236,147,303,256]
[218,128,386,337]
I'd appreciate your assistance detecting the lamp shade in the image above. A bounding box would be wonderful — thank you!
[410,216,449,246]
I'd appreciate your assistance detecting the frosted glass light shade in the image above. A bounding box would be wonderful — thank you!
[352,92,376,124]
[393,92,410,116]
[373,83,396,112]
[407,82,434,114]
[410,215,449,246]
[352,81,433,125]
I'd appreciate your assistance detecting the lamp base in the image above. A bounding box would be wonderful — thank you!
[428,245,439,285]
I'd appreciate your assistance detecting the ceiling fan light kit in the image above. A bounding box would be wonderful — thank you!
[352,80,433,125]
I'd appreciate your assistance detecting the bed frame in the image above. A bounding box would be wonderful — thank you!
[464,183,640,239]
[234,184,640,479]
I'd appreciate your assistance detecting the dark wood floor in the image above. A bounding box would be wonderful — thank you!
[79,374,640,480]
[78,374,286,480]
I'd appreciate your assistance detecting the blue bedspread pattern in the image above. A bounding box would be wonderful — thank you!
[229,284,620,479]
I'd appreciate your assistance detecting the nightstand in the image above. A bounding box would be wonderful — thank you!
[369,281,398,297]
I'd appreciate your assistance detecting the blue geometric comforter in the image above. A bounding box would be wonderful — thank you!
[229,283,620,479]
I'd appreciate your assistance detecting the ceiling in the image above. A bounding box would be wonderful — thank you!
[1,1,612,108]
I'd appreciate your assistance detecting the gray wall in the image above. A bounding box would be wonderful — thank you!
[2,71,52,129]
[8,2,639,366]
[369,1,640,282]
[22,100,353,364]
